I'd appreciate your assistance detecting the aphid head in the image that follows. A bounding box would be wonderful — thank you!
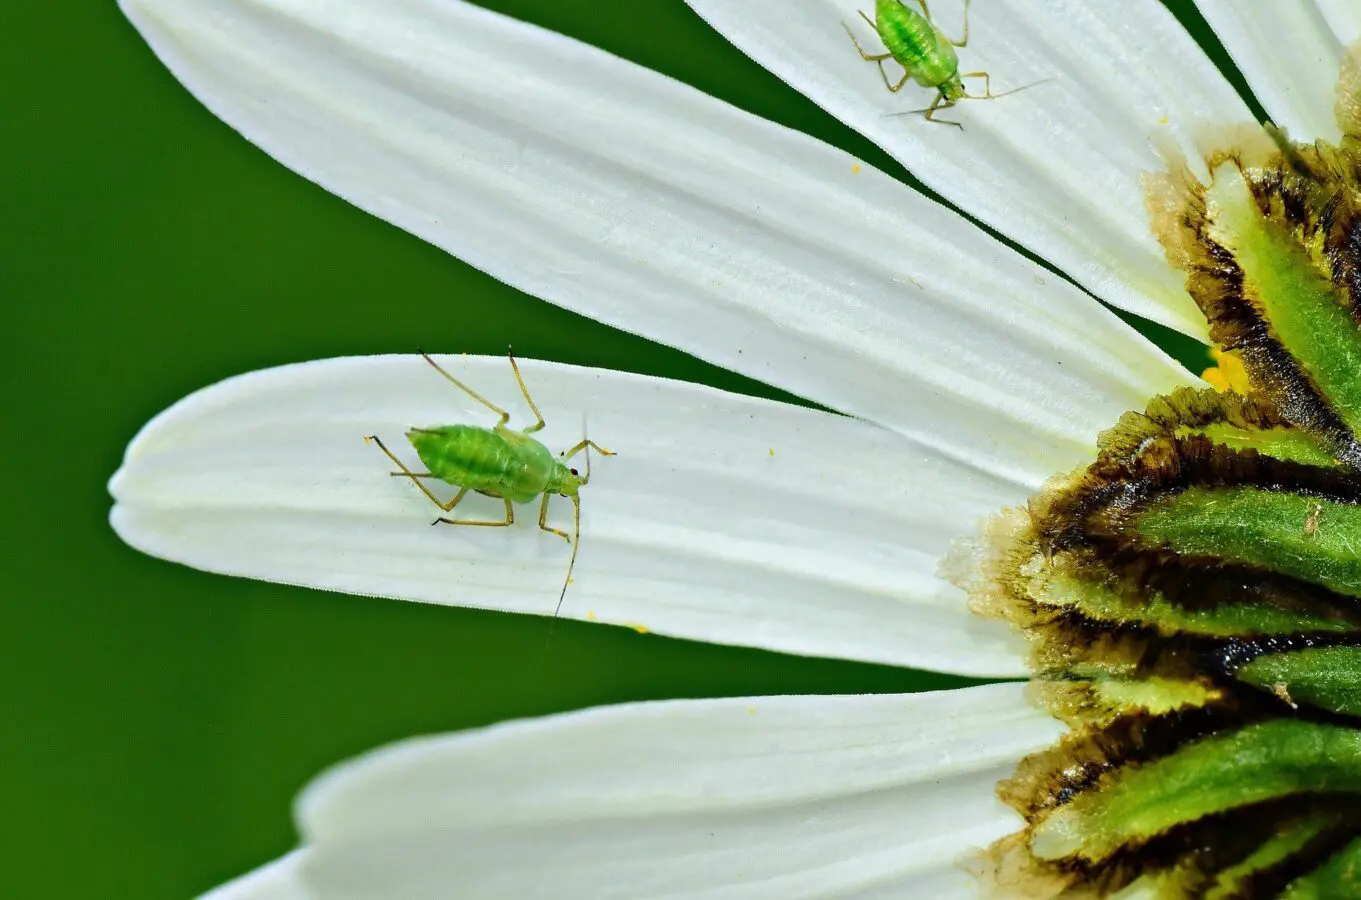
[550,459,586,497]
[939,74,966,102]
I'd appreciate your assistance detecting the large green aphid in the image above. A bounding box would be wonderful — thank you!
[962,49,1361,897]
[842,0,1042,127]
[366,353,614,618]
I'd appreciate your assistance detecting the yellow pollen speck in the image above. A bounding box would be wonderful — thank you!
[1158,114,1169,125]
[768,447,775,457]
[1201,347,1252,394]
[747,706,757,715]
[627,623,649,634]
[852,164,861,174]
[586,610,597,621]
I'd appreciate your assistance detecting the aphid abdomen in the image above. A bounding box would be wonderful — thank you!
[494,429,558,504]
[875,0,956,89]
[406,424,549,503]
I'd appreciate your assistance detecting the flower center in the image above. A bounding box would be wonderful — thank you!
[963,47,1361,898]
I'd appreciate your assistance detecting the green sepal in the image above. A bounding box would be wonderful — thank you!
[978,61,1361,898]
[1280,835,1361,899]
[1096,386,1336,468]
[1204,164,1361,440]
[1034,677,1223,728]
[1179,421,1339,467]
[1136,486,1361,598]
[1237,645,1361,717]
[1024,556,1354,637]
[1028,720,1361,864]
[1205,812,1339,900]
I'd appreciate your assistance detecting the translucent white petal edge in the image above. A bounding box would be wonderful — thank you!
[1197,0,1352,141]
[109,355,1033,676]
[119,0,1200,487]
[1317,0,1361,48]
[198,851,310,900]
[278,683,1059,899]
[685,0,1250,338]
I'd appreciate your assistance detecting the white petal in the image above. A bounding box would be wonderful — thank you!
[110,355,1032,676]
[199,852,310,900]
[1317,0,1361,48]
[282,684,1060,899]
[120,0,1197,484]
[1197,0,1354,142]
[685,0,1252,338]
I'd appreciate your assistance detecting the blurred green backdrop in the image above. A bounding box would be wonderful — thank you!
[5,1,1242,896]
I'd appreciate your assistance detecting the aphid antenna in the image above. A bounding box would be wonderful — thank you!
[960,76,1055,103]
[547,415,594,649]
[550,495,581,620]
[882,76,1053,122]
[553,414,594,618]
[1006,76,1053,93]
[544,496,581,651]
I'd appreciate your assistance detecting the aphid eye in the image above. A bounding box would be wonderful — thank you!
[570,468,579,476]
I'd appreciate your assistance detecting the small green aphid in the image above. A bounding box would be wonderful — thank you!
[366,352,614,619]
[844,0,1041,127]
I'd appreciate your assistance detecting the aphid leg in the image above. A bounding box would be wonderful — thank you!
[843,16,913,93]
[961,70,993,96]
[560,439,615,460]
[366,435,470,511]
[431,487,472,517]
[537,494,570,542]
[919,94,963,128]
[934,0,971,48]
[843,14,891,61]
[419,351,512,428]
[877,64,912,93]
[506,351,547,435]
[560,438,616,486]
[433,497,515,528]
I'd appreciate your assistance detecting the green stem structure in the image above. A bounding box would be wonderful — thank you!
[1029,720,1361,863]
[1280,836,1361,898]
[1238,647,1361,718]
[1136,487,1361,599]
[981,53,1361,898]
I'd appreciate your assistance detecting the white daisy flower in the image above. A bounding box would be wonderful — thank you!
[110,0,1361,897]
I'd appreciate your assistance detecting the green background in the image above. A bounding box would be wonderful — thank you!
[6,2,1240,896]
